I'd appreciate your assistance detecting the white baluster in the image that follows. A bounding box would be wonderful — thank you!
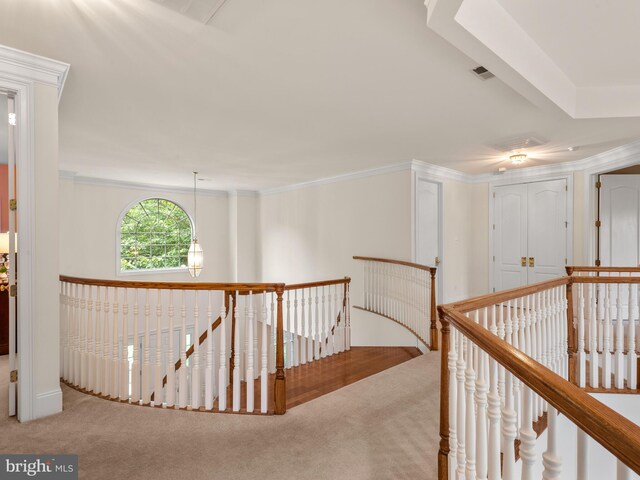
[603,284,613,388]
[293,289,299,366]
[542,406,562,480]
[307,288,314,363]
[179,291,187,409]
[61,283,68,382]
[448,328,458,480]
[218,294,228,412]
[475,341,488,480]
[321,286,327,358]
[191,291,200,410]
[103,287,111,397]
[617,460,632,480]
[79,285,87,389]
[233,291,241,412]
[590,284,599,388]
[628,284,638,390]
[111,288,119,399]
[315,287,320,360]
[465,336,476,479]
[72,284,79,386]
[205,291,213,411]
[286,290,291,369]
[166,291,175,408]
[519,386,537,480]
[261,292,268,413]
[577,428,589,480]
[577,283,586,388]
[153,289,163,407]
[120,288,129,402]
[131,289,139,404]
[246,291,255,413]
[487,357,501,480]
[346,282,351,350]
[456,333,466,479]
[300,290,307,365]
[141,289,150,404]
[615,282,625,389]
[87,285,94,393]
[501,371,517,480]
[498,303,506,406]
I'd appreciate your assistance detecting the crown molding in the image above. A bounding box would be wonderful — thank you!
[259,161,412,195]
[59,138,640,195]
[60,171,229,197]
[0,45,69,101]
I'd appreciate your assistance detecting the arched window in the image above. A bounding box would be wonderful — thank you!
[119,198,192,272]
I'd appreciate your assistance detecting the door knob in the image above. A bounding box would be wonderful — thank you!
[529,257,535,268]
[435,256,441,266]
[521,257,526,267]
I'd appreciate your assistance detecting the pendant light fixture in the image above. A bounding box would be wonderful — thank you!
[188,171,204,277]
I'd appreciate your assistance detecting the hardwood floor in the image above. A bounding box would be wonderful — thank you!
[215,346,423,414]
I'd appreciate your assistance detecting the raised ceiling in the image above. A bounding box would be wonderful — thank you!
[0,0,639,190]
[430,0,640,119]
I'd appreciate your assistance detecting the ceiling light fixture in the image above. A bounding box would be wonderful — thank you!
[188,171,203,277]
[510,153,527,165]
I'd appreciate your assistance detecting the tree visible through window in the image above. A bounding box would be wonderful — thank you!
[120,198,192,271]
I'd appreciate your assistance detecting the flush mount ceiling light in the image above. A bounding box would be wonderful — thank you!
[510,153,527,165]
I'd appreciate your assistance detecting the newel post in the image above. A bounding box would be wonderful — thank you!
[565,269,576,384]
[274,284,287,414]
[437,305,450,480]
[430,268,439,351]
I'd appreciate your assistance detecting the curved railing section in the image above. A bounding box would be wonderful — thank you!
[353,256,437,350]
[59,275,350,416]
[437,269,640,480]
[566,266,640,392]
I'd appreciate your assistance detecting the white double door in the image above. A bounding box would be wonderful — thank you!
[493,179,567,291]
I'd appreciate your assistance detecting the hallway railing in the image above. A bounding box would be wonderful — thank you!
[59,275,350,415]
[437,269,640,480]
[353,256,437,349]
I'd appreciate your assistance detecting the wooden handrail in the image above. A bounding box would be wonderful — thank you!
[447,276,569,313]
[572,276,640,284]
[353,255,437,274]
[438,304,640,476]
[568,266,640,273]
[59,275,282,293]
[284,277,350,291]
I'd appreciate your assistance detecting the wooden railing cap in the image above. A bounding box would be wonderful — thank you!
[353,256,437,274]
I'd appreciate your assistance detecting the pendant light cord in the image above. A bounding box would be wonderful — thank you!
[193,171,198,240]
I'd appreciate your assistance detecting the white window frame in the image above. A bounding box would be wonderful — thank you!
[116,196,195,276]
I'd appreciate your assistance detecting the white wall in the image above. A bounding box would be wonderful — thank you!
[59,178,231,282]
[33,83,63,418]
[442,180,489,303]
[259,170,418,346]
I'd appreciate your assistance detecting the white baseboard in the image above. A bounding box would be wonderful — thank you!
[35,387,63,419]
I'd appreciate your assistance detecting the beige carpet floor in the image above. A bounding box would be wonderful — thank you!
[0,353,440,480]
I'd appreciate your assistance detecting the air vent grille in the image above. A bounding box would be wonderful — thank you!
[472,66,495,80]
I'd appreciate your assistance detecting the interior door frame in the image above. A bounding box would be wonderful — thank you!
[489,173,573,292]
[0,79,34,422]
[584,154,640,267]
[411,172,443,305]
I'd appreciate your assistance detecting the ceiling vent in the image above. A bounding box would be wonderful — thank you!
[472,66,495,80]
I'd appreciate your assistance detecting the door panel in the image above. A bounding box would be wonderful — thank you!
[494,185,528,291]
[527,179,567,283]
[600,175,640,267]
